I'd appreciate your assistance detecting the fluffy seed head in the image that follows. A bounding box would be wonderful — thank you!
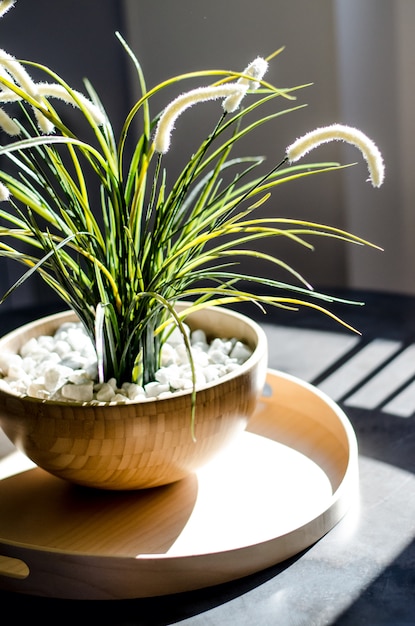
[286,123,385,187]
[0,0,15,19]
[222,56,268,113]
[154,84,246,154]
[0,181,10,201]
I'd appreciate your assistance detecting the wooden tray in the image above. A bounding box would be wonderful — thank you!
[0,369,358,600]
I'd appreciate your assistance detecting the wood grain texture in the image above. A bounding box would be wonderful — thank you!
[0,306,268,489]
[0,370,358,599]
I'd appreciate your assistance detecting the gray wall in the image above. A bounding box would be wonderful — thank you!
[123,0,348,289]
[334,0,405,293]
[0,0,128,309]
[0,0,408,311]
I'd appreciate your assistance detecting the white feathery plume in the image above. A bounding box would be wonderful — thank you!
[241,56,269,90]
[0,106,19,135]
[0,87,19,102]
[221,86,248,115]
[0,181,10,201]
[0,49,38,97]
[0,64,15,92]
[0,49,53,132]
[33,108,54,134]
[286,123,385,187]
[223,56,268,113]
[0,82,105,127]
[0,0,15,19]
[154,83,246,154]
[37,83,105,126]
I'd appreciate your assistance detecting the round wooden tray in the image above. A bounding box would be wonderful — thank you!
[0,369,358,600]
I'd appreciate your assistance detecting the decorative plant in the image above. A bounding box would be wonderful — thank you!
[0,0,384,390]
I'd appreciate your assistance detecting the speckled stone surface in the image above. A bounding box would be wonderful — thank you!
[0,289,414,624]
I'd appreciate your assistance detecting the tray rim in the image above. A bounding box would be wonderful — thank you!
[0,368,359,599]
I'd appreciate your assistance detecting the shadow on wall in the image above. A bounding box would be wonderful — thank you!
[0,1,130,310]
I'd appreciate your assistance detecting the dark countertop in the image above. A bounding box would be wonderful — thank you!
[0,289,414,625]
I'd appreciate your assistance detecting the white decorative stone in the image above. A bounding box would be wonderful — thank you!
[61,381,94,402]
[95,382,116,402]
[111,393,129,404]
[0,353,21,376]
[44,365,73,392]
[27,380,50,399]
[230,341,253,362]
[0,320,253,403]
[68,369,91,385]
[190,329,207,345]
[160,342,176,366]
[124,383,145,401]
[144,381,170,398]
[166,324,190,346]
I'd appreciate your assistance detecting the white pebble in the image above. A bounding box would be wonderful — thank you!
[95,383,115,402]
[225,362,242,374]
[19,338,39,358]
[209,337,233,354]
[8,378,32,395]
[144,381,170,398]
[66,327,89,352]
[37,335,55,351]
[157,390,174,399]
[155,364,180,385]
[191,329,207,345]
[107,377,118,390]
[52,339,72,357]
[203,364,221,383]
[230,341,252,362]
[208,349,228,365]
[160,342,176,366]
[0,320,253,403]
[68,369,91,385]
[44,365,72,392]
[27,379,49,399]
[174,343,190,365]
[111,393,129,404]
[192,348,209,368]
[167,324,190,346]
[7,363,28,382]
[61,381,94,402]
[21,357,36,374]
[0,353,22,376]
[124,383,145,401]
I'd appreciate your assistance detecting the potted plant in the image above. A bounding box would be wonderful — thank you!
[0,0,384,489]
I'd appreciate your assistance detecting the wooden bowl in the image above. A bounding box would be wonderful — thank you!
[0,305,268,490]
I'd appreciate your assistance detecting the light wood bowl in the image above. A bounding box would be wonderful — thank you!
[0,305,268,490]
